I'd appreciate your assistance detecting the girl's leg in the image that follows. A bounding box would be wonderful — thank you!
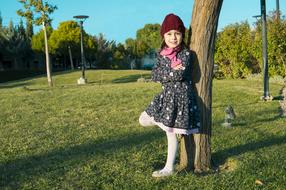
[164,131,178,171]
[152,131,178,177]
[139,111,155,127]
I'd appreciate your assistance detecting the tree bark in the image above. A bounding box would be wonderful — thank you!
[43,21,53,87]
[179,0,223,172]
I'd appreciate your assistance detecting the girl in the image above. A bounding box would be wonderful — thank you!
[139,13,201,177]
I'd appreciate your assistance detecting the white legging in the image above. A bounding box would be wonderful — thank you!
[165,131,178,171]
[139,112,178,171]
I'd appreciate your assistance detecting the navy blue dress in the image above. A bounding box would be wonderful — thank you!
[145,47,200,134]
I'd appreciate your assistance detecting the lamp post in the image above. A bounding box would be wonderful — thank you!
[276,0,280,21]
[260,0,272,101]
[254,1,272,101]
[73,15,89,84]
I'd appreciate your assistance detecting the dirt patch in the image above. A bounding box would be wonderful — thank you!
[219,158,238,172]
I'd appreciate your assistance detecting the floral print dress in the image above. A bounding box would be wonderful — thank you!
[145,47,201,134]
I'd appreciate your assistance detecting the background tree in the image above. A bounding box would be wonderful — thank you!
[136,24,161,52]
[179,0,223,172]
[112,43,128,69]
[95,33,115,69]
[49,20,81,69]
[125,38,136,58]
[84,34,98,69]
[253,12,286,77]
[0,19,30,70]
[17,0,34,40]
[31,26,52,54]
[17,0,57,87]
[215,22,258,78]
[0,12,2,30]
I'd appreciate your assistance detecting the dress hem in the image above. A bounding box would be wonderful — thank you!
[155,120,199,135]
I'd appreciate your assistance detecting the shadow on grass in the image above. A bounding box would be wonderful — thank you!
[0,82,32,89]
[0,129,162,188]
[212,101,259,109]
[112,74,151,83]
[212,105,285,168]
[272,95,284,101]
[212,134,286,167]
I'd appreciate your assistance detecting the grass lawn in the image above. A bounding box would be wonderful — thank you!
[0,70,285,189]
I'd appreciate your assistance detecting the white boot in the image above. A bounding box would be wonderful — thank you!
[139,111,155,127]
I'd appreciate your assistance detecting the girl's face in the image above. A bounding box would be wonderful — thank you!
[163,30,183,48]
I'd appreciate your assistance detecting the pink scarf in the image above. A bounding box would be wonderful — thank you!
[160,46,182,68]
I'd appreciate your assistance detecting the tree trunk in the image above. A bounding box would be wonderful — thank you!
[68,46,74,70]
[179,0,223,173]
[43,22,53,87]
[13,57,19,70]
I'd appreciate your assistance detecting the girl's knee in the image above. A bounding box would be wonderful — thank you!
[139,111,155,127]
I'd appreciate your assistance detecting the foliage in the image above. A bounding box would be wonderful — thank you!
[31,26,52,53]
[16,0,34,39]
[0,71,285,189]
[0,19,31,68]
[125,38,136,59]
[252,12,286,77]
[17,0,57,27]
[48,20,81,57]
[215,13,286,79]
[0,12,2,30]
[136,24,161,55]
[95,33,116,69]
[215,21,258,78]
[124,24,161,60]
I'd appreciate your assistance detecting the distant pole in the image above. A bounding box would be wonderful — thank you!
[68,46,74,70]
[260,0,272,101]
[276,0,280,21]
[79,20,85,78]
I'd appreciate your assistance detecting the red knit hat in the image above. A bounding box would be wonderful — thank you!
[160,13,186,38]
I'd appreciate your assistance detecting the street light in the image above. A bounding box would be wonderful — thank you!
[73,15,89,84]
[253,1,272,101]
[276,0,280,21]
[260,0,272,101]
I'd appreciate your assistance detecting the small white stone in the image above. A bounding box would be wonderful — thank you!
[186,52,189,55]
[170,72,173,76]
[179,111,182,115]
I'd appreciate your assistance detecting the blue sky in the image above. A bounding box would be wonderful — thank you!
[1,0,285,44]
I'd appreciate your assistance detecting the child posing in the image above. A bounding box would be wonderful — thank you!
[139,13,201,177]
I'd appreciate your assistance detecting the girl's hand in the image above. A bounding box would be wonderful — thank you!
[173,64,185,70]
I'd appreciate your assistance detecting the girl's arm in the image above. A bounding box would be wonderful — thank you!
[151,60,165,82]
[151,55,189,83]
